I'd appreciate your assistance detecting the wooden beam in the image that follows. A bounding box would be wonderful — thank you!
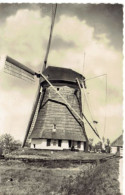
[42,4,57,72]
[76,78,100,139]
[22,85,41,147]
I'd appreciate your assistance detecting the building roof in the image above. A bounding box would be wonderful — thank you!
[111,135,123,147]
[40,66,85,84]
[30,86,86,142]
[30,100,86,142]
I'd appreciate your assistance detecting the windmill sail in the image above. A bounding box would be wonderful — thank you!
[42,4,57,72]
[0,55,36,82]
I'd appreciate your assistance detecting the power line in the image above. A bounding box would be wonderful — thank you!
[85,74,107,81]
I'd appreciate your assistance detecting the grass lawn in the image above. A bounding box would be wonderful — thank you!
[0,159,89,195]
[0,156,120,195]
[5,148,113,161]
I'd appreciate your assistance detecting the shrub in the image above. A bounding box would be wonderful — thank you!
[58,158,120,195]
[0,133,21,154]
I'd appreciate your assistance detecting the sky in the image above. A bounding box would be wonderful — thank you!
[0,3,123,144]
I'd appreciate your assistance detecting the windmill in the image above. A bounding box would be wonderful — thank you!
[0,4,100,152]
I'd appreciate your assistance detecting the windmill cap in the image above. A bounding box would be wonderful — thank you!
[41,66,85,84]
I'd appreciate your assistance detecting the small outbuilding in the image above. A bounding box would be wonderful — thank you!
[111,135,123,156]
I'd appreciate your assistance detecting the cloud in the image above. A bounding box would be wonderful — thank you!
[0,8,51,70]
[51,35,75,50]
[54,15,94,48]
[0,4,123,50]
[57,4,123,49]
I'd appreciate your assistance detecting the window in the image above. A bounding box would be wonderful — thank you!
[47,139,51,146]
[58,140,62,147]
[77,141,81,148]
[52,124,56,132]
[33,144,36,149]
[53,124,56,129]
[68,140,71,148]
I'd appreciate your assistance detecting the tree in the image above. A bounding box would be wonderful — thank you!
[88,139,94,151]
[105,138,111,153]
[106,138,110,146]
[95,141,102,152]
[0,133,21,153]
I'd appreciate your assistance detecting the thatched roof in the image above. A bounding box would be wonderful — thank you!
[111,135,123,147]
[30,86,86,142]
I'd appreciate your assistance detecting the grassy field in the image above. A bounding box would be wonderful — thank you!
[0,150,120,195]
[5,148,113,161]
[59,158,120,195]
[0,159,90,195]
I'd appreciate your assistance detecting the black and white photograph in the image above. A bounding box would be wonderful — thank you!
[0,2,123,195]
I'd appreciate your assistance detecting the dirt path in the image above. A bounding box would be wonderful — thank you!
[119,158,123,194]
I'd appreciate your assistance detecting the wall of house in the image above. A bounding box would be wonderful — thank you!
[111,146,123,156]
[81,142,84,151]
[120,147,123,156]
[31,139,84,151]
[111,147,117,154]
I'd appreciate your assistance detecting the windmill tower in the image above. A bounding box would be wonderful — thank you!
[27,66,88,151]
[1,4,100,152]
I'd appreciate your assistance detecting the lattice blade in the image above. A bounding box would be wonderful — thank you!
[0,55,36,82]
[4,60,34,82]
